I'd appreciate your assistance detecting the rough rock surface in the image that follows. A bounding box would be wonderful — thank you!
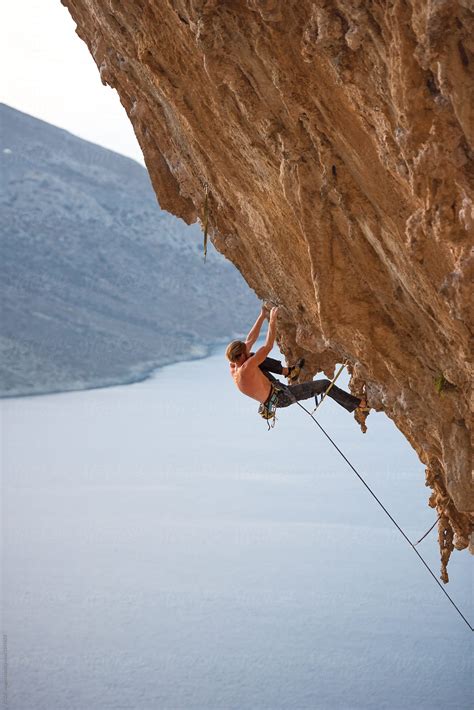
[62,0,473,580]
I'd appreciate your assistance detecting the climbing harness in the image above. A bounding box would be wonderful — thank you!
[202,184,209,262]
[290,396,473,632]
[258,382,281,429]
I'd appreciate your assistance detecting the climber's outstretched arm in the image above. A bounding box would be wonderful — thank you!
[246,307,279,367]
[244,305,268,352]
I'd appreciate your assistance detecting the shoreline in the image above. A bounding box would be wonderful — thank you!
[0,340,228,401]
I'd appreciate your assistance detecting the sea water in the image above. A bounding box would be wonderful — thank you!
[1,348,472,709]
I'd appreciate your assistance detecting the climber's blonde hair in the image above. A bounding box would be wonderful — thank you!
[226,340,247,362]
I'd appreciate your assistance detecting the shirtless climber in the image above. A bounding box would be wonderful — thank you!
[226,305,369,423]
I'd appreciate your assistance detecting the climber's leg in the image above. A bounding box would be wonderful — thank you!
[259,356,285,376]
[258,356,305,383]
[275,379,361,412]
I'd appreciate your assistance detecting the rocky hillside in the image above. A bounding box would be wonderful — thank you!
[0,103,257,397]
[61,1,473,579]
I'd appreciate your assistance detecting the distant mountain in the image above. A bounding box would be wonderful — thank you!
[0,104,257,396]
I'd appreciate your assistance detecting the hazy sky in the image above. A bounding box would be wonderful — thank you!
[1,0,143,162]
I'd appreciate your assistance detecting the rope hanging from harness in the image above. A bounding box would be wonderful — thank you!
[253,356,472,628]
[292,397,473,632]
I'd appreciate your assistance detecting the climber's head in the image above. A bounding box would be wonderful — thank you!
[226,340,248,364]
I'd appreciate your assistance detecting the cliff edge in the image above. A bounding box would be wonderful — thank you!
[62,0,473,580]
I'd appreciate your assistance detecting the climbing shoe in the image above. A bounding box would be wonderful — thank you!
[287,358,305,384]
[354,399,370,434]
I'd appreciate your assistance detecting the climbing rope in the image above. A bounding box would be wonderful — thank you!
[292,398,473,632]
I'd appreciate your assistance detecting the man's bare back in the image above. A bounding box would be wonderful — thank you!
[230,358,272,403]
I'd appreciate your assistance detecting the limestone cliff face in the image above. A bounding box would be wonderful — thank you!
[62,0,473,580]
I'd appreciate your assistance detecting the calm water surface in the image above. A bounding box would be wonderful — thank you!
[2,349,472,709]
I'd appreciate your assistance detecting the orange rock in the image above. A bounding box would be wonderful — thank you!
[62,0,473,578]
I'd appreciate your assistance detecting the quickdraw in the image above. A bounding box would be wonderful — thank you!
[311,361,347,414]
